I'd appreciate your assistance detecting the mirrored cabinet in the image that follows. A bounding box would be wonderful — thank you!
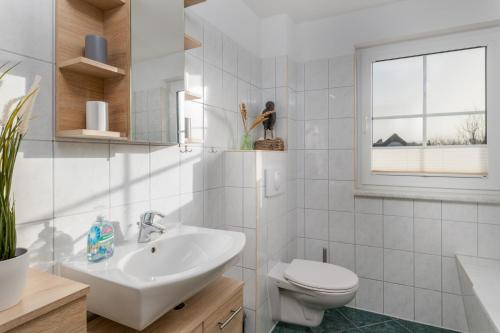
[55,0,204,145]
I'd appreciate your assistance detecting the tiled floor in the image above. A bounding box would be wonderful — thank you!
[272,307,459,333]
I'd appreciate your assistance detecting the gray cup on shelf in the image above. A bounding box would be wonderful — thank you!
[85,35,108,63]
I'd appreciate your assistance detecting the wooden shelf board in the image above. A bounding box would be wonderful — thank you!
[184,34,202,51]
[82,0,126,11]
[59,57,126,79]
[57,129,128,141]
[184,0,206,8]
[185,91,202,101]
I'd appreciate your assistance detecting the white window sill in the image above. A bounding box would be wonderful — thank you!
[354,186,500,204]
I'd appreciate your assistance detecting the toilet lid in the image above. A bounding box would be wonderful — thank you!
[284,259,358,292]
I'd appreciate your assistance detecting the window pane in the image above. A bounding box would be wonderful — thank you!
[426,114,486,146]
[427,47,486,114]
[373,118,423,147]
[373,56,423,117]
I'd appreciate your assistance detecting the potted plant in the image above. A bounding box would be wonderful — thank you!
[239,103,275,150]
[0,63,41,311]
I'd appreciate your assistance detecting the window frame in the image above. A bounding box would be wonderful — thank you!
[356,27,500,201]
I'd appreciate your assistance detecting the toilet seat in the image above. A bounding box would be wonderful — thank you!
[284,259,358,293]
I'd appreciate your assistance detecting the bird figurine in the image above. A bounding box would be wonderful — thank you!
[262,101,276,139]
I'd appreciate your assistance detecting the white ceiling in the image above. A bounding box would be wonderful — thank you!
[242,0,406,23]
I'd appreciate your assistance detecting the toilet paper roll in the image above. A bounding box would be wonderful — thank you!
[86,101,109,131]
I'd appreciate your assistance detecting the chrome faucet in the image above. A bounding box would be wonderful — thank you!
[137,211,166,243]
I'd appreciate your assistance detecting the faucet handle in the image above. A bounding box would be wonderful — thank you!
[140,211,166,225]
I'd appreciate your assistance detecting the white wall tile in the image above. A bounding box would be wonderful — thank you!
[224,152,243,187]
[415,253,441,291]
[355,197,383,214]
[356,245,383,280]
[204,188,224,228]
[329,211,355,243]
[276,56,288,88]
[442,257,462,294]
[330,118,354,149]
[329,181,354,212]
[330,55,354,88]
[304,179,328,210]
[16,220,53,272]
[330,150,353,181]
[442,220,478,256]
[305,150,329,179]
[383,215,413,251]
[305,59,329,90]
[243,268,256,310]
[478,223,500,259]
[225,187,243,227]
[0,0,53,62]
[243,188,257,229]
[384,283,414,320]
[305,120,329,149]
[150,146,180,199]
[443,293,468,332]
[204,63,223,108]
[384,249,414,285]
[414,218,441,255]
[330,242,355,271]
[54,142,109,217]
[243,228,257,269]
[414,200,441,219]
[222,35,238,75]
[478,203,500,224]
[180,191,204,227]
[222,72,237,112]
[110,144,149,207]
[355,213,383,247]
[356,278,383,312]
[180,148,204,194]
[0,51,54,140]
[305,89,329,120]
[204,149,223,189]
[442,201,477,222]
[415,288,442,327]
[329,87,354,119]
[261,57,276,89]
[305,209,329,241]
[383,199,413,217]
[305,238,328,262]
[203,23,223,68]
[13,140,53,224]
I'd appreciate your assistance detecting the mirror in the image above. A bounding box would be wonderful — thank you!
[131,0,185,144]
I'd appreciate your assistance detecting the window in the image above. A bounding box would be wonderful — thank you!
[371,47,487,175]
[356,27,500,199]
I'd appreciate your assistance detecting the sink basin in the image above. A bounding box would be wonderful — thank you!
[59,225,245,330]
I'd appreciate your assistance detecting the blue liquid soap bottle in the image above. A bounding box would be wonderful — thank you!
[87,215,114,262]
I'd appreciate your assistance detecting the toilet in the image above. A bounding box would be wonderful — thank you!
[268,259,359,327]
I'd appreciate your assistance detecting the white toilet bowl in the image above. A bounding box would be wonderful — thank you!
[268,259,359,327]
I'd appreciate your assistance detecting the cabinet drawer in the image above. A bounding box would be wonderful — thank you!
[204,290,243,333]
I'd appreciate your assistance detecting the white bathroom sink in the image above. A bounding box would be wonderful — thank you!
[59,225,245,330]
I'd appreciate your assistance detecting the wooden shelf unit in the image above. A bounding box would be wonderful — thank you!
[184,0,206,8]
[184,34,202,50]
[59,57,126,79]
[82,0,125,11]
[56,0,130,141]
[56,129,127,140]
[185,91,202,101]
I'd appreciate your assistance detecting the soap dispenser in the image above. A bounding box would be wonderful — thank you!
[87,215,114,262]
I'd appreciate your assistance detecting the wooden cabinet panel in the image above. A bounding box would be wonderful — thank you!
[190,324,202,333]
[203,292,243,333]
[7,297,87,333]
